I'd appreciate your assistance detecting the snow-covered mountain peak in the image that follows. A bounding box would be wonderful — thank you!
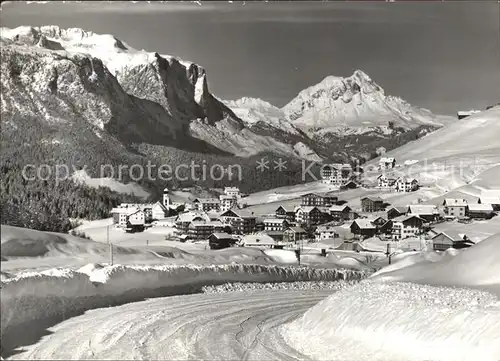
[282,69,449,133]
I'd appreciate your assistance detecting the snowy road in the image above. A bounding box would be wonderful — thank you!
[10,290,332,360]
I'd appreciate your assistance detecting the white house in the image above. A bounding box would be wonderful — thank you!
[127,209,145,226]
[321,163,353,186]
[377,174,396,189]
[391,215,425,240]
[315,225,339,241]
[394,177,419,192]
[224,187,241,200]
[443,199,468,219]
[379,157,396,170]
[263,218,288,232]
[193,198,220,212]
[219,194,238,212]
[240,233,278,248]
[111,204,150,227]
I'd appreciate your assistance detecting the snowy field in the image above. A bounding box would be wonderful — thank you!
[282,233,500,361]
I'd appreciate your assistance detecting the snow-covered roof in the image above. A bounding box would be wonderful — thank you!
[197,198,220,204]
[285,226,306,233]
[391,215,424,224]
[210,232,233,239]
[478,197,500,205]
[220,208,255,218]
[316,225,338,233]
[387,206,409,214]
[408,205,438,215]
[329,205,350,212]
[110,207,140,215]
[467,204,494,212]
[352,219,376,229]
[276,205,294,212]
[361,196,383,202]
[240,233,276,246]
[443,199,468,207]
[295,206,320,213]
[263,218,287,224]
[176,212,210,223]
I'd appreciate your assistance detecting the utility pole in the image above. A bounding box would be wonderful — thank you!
[107,224,113,266]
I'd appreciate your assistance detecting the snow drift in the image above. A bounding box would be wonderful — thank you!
[282,233,500,361]
[371,233,500,295]
[0,263,365,357]
[283,281,500,361]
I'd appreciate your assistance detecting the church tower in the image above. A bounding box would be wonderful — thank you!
[162,188,170,208]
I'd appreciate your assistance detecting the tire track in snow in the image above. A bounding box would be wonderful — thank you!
[9,290,331,360]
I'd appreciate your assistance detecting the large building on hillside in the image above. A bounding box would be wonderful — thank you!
[301,193,338,207]
[361,196,384,212]
[321,164,353,186]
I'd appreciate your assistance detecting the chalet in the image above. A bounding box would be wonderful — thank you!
[127,209,145,225]
[193,198,220,212]
[408,204,440,223]
[301,193,338,207]
[377,174,396,189]
[391,215,425,240]
[371,216,387,228]
[394,177,419,193]
[466,204,494,219]
[175,212,210,234]
[432,231,473,251]
[387,206,408,220]
[124,209,146,232]
[263,218,289,232]
[284,226,307,243]
[478,196,500,211]
[275,206,296,222]
[223,186,241,199]
[361,196,384,212]
[340,180,358,190]
[219,209,256,234]
[379,157,396,170]
[208,233,237,250]
[350,219,377,238]
[240,233,279,248]
[315,225,339,241]
[320,163,353,186]
[329,205,356,222]
[187,221,215,240]
[442,199,468,219]
[219,195,238,212]
[295,206,330,226]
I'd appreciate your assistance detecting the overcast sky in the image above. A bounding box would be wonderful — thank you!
[1,1,499,115]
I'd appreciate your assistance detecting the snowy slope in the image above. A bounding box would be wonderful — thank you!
[283,235,500,361]
[368,106,500,192]
[380,106,500,163]
[371,233,500,292]
[283,70,453,136]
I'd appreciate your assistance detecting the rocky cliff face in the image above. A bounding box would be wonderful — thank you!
[282,70,453,137]
[1,25,452,165]
[0,25,307,158]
